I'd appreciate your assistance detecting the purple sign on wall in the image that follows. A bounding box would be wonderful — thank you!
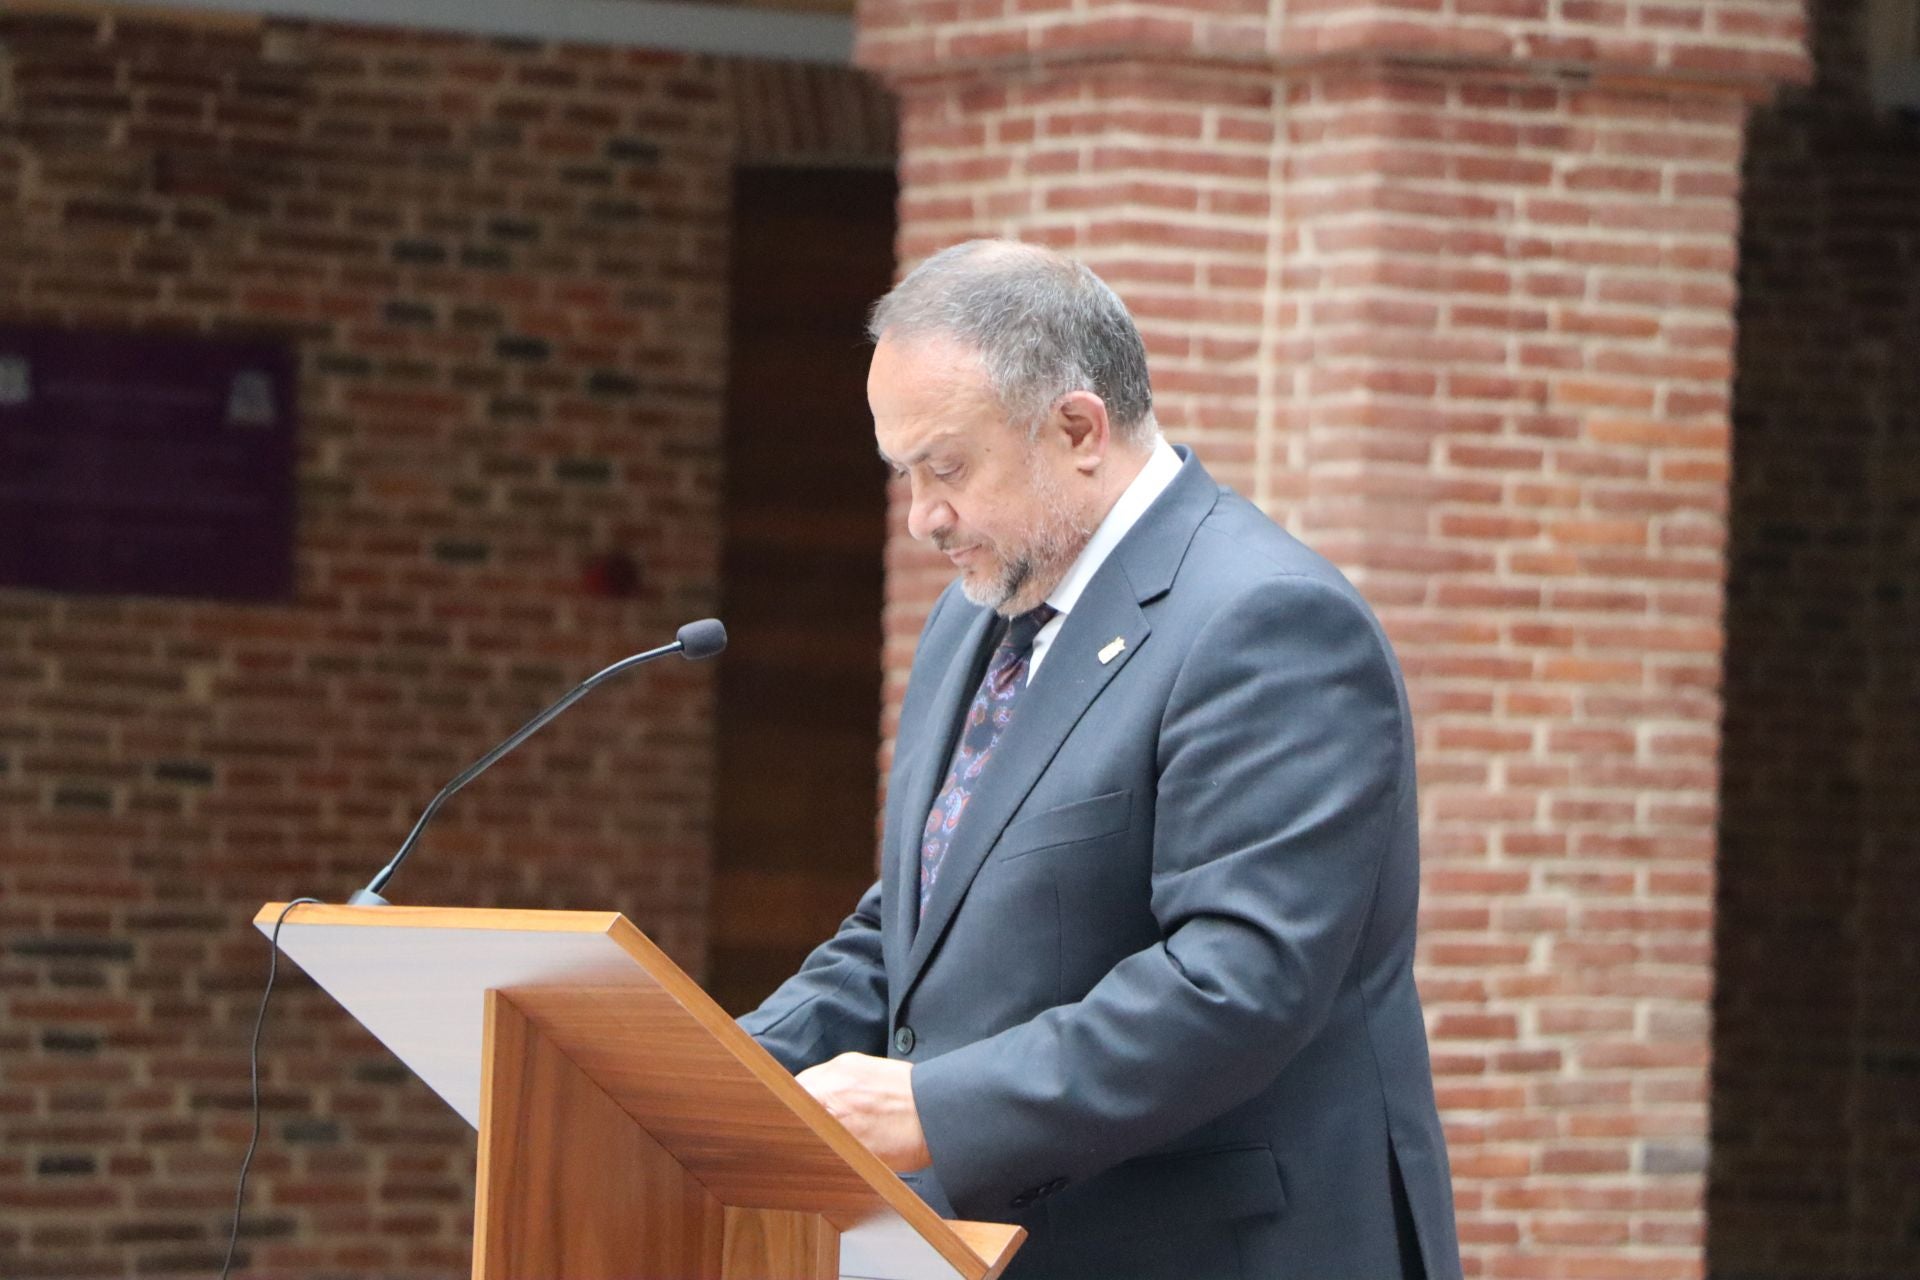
[0,325,297,601]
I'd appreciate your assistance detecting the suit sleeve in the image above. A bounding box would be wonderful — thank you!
[909,573,1410,1217]
[738,878,890,1073]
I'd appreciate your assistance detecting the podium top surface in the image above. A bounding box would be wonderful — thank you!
[256,903,1021,1280]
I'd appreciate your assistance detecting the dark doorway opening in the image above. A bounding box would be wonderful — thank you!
[1708,14,1920,1271]
[709,165,897,1014]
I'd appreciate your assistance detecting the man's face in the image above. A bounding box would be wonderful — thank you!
[869,333,1092,617]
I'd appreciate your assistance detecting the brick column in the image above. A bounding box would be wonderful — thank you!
[858,0,1806,1272]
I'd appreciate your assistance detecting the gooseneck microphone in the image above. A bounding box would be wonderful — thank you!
[345,618,728,906]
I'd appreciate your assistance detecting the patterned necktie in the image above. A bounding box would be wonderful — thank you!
[918,604,1058,918]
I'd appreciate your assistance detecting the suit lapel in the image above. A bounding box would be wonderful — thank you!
[889,449,1223,1007]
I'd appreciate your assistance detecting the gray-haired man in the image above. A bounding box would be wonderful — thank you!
[742,240,1462,1280]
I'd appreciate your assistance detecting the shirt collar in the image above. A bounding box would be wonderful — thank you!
[1044,438,1183,619]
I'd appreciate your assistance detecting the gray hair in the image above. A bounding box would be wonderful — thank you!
[867,240,1158,446]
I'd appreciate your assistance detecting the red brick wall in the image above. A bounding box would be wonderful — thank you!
[0,13,732,1275]
[857,0,1808,86]
[860,0,1807,1272]
[1277,73,1748,1277]
[1711,0,1920,1270]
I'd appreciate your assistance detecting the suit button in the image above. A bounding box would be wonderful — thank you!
[1010,1189,1037,1210]
[892,1025,916,1055]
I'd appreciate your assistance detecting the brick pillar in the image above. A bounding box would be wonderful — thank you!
[858,1,1807,1273]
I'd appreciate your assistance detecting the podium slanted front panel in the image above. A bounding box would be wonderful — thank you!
[475,988,729,1279]
[257,904,1024,1280]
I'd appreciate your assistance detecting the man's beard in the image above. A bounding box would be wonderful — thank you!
[952,467,1093,616]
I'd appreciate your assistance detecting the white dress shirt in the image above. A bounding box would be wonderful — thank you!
[1027,439,1182,683]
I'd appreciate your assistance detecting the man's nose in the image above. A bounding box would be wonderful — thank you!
[906,486,952,543]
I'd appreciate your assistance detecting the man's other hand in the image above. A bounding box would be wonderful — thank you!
[794,1052,932,1172]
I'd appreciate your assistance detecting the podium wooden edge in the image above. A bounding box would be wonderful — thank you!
[256,902,1027,1280]
[255,902,626,935]
[946,1223,1024,1280]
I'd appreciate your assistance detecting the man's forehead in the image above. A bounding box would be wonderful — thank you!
[869,331,993,400]
[870,334,1005,465]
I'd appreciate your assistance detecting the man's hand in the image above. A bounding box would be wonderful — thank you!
[794,1052,932,1172]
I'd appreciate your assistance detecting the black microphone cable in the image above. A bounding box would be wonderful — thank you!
[219,896,321,1280]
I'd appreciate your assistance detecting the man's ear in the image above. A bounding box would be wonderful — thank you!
[1053,391,1111,475]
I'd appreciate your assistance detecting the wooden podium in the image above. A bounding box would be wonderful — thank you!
[255,904,1024,1280]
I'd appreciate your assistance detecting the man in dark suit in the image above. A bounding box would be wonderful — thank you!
[741,240,1461,1280]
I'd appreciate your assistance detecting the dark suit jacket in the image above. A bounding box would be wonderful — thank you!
[742,451,1462,1280]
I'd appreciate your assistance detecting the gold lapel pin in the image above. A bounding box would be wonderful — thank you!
[1098,636,1126,665]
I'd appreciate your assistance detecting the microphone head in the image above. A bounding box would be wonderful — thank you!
[676,618,728,660]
